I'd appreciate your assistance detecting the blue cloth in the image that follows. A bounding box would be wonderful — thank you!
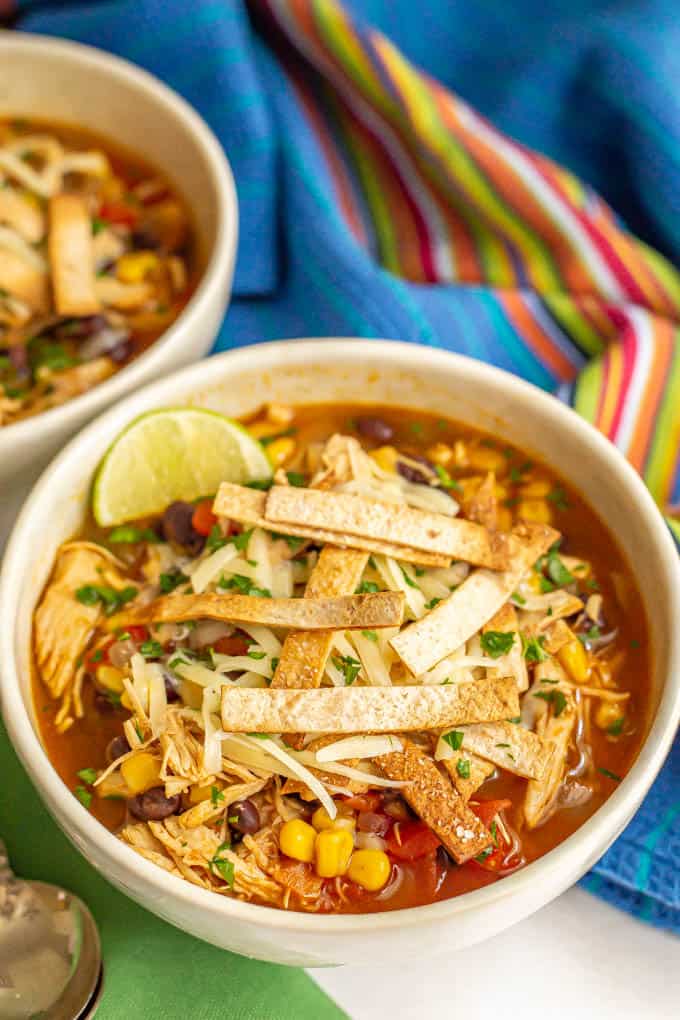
[10,0,680,933]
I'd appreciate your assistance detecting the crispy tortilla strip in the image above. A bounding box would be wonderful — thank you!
[213,483,450,567]
[264,486,510,569]
[0,246,48,310]
[272,547,369,690]
[49,194,101,316]
[281,735,369,800]
[220,676,519,733]
[0,189,45,243]
[524,660,577,828]
[440,751,495,801]
[376,738,491,863]
[391,522,558,676]
[457,721,554,780]
[543,618,574,655]
[111,590,403,631]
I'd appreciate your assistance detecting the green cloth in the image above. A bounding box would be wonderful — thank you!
[0,720,346,1020]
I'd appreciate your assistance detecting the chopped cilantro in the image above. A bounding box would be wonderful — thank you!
[210,786,225,806]
[260,427,296,446]
[286,471,306,487]
[425,597,442,610]
[546,551,574,587]
[512,590,526,606]
[75,584,138,615]
[539,575,556,593]
[159,570,188,594]
[91,217,106,236]
[475,847,493,863]
[456,758,471,779]
[361,630,378,642]
[140,639,163,659]
[547,486,570,511]
[533,689,567,717]
[75,786,92,809]
[91,649,104,664]
[597,767,621,783]
[495,743,511,749]
[630,638,640,649]
[209,842,235,886]
[607,717,625,736]
[579,624,601,645]
[399,566,419,589]
[108,525,159,544]
[245,478,273,491]
[540,677,560,684]
[76,767,98,785]
[410,422,424,436]
[221,574,271,598]
[205,524,227,552]
[480,631,515,659]
[442,730,464,751]
[331,654,362,686]
[247,648,267,660]
[356,580,379,594]
[490,820,498,846]
[134,723,144,742]
[507,716,521,724]
[230,528,253,552]
[270,657,279,673]
[521,633,547,663]
[271,532,305,550]
[434,464,462,492]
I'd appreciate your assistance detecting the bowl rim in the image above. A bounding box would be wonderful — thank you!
[0,31,237,445]
[2,337,679,935]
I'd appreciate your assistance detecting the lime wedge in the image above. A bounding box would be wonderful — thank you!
[92,408,272,526]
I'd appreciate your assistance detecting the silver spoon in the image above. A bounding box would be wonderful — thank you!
[0,840,103,1019]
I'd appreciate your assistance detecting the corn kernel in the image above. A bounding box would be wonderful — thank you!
[266,402,295,426]
[279,819,316,863]
[496,507,513,532]
[519,478,552,499]
[457,475,484,501]
[452,440,469,468]
[595,700,624,731]
[347,849,391,891]
[120,690,133,711]
[314,828,354,878]
[467,446,507,474]
[248,420,285,440]
[96,664,126,694]
[517,499,553,525]
[494,482,508,500]
[189,783,216,805]
[116,251,159,284]
[120,752,161,794]
[557,637,591,684]
[369,445,398,473]
[266,436,296,468]
[426,442,453,467]
[312,805,355,832]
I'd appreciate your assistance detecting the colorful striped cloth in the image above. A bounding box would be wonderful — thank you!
[7,0,680,941]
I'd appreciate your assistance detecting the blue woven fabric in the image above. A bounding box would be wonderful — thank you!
[10,0,680,933]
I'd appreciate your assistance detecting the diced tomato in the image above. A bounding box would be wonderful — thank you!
[191,499,218,536]
[469,798,512,829]
[341,792,383,813]
[99,201,140,227]
[126,625,149,644]
[214,634,250,656]
[386,821,440,860]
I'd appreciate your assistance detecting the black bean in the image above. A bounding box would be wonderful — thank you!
[163,670,181,703]
[161,501,205,554]
[397,460,430,485]
[93,690,116,715]
[108,339,133,364]
[131,228,161,251]
[106,735,130,763]
[56,315,108,339]
[356,416,394,443]
[228,799,260,835]
[128,787,181,821]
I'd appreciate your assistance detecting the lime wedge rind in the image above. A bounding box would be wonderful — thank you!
[92,407,272,526]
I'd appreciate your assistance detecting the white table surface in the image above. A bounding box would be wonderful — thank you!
[2,473,678,1020]
[313,887,680,1019]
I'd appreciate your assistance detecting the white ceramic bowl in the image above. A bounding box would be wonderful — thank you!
[0,33,237,483]
[1,339,679,967]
